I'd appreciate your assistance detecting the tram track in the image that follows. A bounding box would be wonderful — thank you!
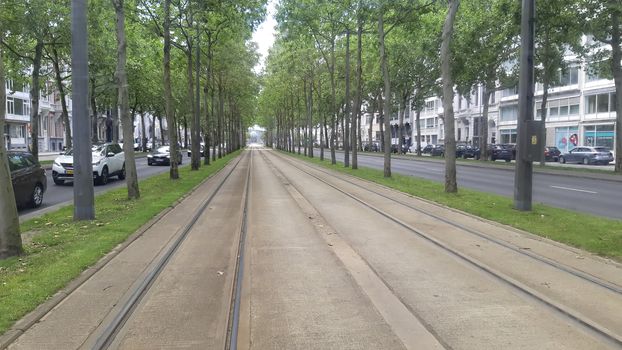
[92,150,252,350]
[265,149,622,348]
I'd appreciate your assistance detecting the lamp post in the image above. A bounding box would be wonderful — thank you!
[71,0,95,220]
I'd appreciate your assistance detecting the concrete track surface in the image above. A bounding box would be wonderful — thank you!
[4,146,622,350]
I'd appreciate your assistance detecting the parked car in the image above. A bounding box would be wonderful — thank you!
[500,143,517,160]
[544,146,561,162]
[187,143,206,157]
[488,144,513,162]
[430,144,445,157]
[53,143,126,186]
[559,146,614,165]
[456,144,481,159]
[422,144,439,155]
[147,146,183,166]
[8,151,47,208]
[363,142,379,152]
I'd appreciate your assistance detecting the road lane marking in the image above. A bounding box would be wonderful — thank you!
[550,185,598,194]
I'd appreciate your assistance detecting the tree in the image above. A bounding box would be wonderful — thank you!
[583,0,622,173]
[441,0,459,193]
[0,44,23,259]
[113,0,140,199]
[534,0,583,166]
[163,0,180,179]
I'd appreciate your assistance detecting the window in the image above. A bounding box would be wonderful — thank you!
[555,126,579,153]
[585,93,616,114]
[457,128,462,141]
[597,93,609,112]
[502,86,518,97]
[23,100,31,116]
[500,129,517,143]
[584,124,614,149]
[500,105,518,122]
[6,97,14,114]
[5,79,13,91]
[490,92,496,104]
[569,104,580,115]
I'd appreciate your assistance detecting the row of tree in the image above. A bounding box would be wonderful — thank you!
[0,0,265,259]
[257,0,622,194]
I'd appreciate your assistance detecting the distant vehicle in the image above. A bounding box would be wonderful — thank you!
[363,142,379,152]
[430,144,445,157]
[559,146,613,165]
[544,146,561,162]
[187,143,206,157]
[456,145,480,159]
[488,144,513,162]
[422,144,439,155]
[8,151,47,208]
[53,143,126,185]
[148,146,183,166]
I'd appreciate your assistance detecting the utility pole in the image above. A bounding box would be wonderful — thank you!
[514,0,536,211]
[72,0,95,220]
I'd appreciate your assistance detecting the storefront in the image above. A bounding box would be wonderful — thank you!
[555,126,579,153]
[583,124,614,149]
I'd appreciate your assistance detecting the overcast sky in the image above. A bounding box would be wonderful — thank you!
[252,0,277,74]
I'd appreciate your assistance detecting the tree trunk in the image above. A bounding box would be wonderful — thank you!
[203,86,210,165]
[539,78,550,166]
[91,78,99,143]
[379,95,385,152]
[416,108,422,156]
[480,84,492,161]
[51,46,72,150]
[30,41,43,158]
[140,112,147,151]
[344,30,351,167]
[114,0,139,199]
[163,0,179,179]
[398,92,408,152]
[0,45,23,259]
[611,8,622,173]
[186,46,197,170]
[329,39,337,165]
[352,0,363,169]
[111,88,119,143]
[379,12,392,177]
[441,0,459,193]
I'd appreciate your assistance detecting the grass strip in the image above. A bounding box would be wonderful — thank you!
[0,151,239,335]
[287,152,622,262]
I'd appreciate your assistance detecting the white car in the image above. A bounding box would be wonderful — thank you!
[52,143,126,185]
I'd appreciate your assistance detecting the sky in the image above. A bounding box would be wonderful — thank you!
[252,0,277,74]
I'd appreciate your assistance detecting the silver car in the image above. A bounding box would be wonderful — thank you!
[559,146,614,165]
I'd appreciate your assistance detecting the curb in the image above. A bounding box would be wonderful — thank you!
[0,154,239,350]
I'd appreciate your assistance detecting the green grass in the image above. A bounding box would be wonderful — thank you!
[287,152,622,261]
[0,152,239,335]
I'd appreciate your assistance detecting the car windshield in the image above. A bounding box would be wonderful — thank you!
[63,149,74,156]
[93,144,106,153]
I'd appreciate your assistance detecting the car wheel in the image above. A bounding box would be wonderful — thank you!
[583,157,589,165]
[560,156,566,164]
[118,163,126,180]
[30,184,44,208]
[97,167,109,185]
[148,160,153,166]
[462,154,467,159]
[53,178,64,185]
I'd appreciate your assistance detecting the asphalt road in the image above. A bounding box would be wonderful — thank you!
[314,150,622,220]
[19,156,186,221]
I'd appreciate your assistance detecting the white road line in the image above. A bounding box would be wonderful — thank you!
[550,185,598,194]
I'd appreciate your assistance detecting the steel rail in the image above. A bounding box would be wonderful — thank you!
[267,150,622,348]
[92,152,249,350]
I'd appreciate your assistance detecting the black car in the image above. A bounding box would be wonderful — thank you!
[363,142,379,152]
[456,145,481,159]
[147,146,183,166]
[422,144,439,155]
[544,146,561,162]
[488,144,513,162]
[8,151,47,208]
[431,144,445,157]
